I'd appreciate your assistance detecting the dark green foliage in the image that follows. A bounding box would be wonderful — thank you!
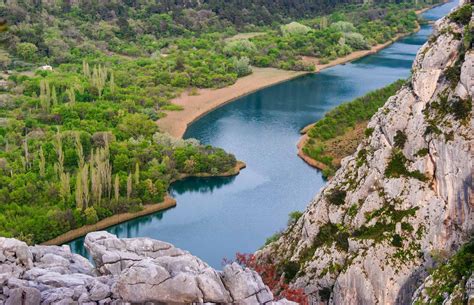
[326,188,347,206]
[444,64,461,89]
[288,210,304,226]
[364,127,375,137]
[265,231,283,246]
[281,261,300,282]
[385,150,410,178]
[391,234,403,247]
[354,204,418,241]
[385,150,427,181]
[450,98,472,122]
[394,130,407,149]
[449,4,472,25]
[425,93,472,128]
[313,223,349,252]
[401,222,414,232]
[415,148,429,157]
[356,148,368,168]
[319,287,332,301]
[348,204,359,217]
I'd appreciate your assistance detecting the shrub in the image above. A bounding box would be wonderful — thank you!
[394,130,407,149]
[385,150,409,178]
[364,127,375,137]
[281,22,311,36]
[223,39,257,57]
[326,188,346,206]
[348,204,358,217]
[330,21,356,33]
[232,56,252,77]
[391,234,403,247]
[265,231,283,246]
[449,4,472,25]
[16,42,38,61]
[288,211,303,226]
[281,260,300,282]
[84,207,99,225]
[450,97,471,122]
[415,148,429,157]
[344,32,369,50]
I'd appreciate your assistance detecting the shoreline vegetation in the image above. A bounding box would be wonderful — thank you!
[42,160,246,245]
[298,80,406,177]
[157,4,437,138]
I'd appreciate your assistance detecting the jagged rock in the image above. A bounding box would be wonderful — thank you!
[5,287,41,305]
[0,232,295,304]
[257,5,473,305]
[0,237,33,268]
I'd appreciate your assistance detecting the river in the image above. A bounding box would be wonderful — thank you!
[69,1,457,268]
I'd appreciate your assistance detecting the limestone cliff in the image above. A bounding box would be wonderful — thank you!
[257,3,473,305]
[0,231,296,304]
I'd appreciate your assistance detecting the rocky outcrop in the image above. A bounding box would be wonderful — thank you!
[0,232,296,304]
[257,4,473,305]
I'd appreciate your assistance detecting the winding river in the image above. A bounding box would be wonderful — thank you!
[69,1,457,268]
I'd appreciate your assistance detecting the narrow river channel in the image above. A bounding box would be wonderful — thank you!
[69,1,458,268]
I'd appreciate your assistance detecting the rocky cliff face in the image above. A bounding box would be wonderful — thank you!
[257,3,473,305]
[0,231,296,304]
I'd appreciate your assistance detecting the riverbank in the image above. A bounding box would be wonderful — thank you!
[157,68,306,138]
[42,161,246,246]
[297,78,406,173]
[157,22,426,139]
[41,196,177,246]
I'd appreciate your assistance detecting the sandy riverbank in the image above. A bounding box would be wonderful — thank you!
[41,196,177,246]
[157,68,306,138]
[41,161,246,246]
[157,24,424,138]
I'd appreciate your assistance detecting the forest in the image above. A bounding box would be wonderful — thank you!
[0,0,443,244]
[0,63,237,244]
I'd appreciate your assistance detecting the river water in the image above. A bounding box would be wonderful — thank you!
[69,1,457,268]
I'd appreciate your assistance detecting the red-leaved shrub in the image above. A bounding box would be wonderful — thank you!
[223,252,308,305]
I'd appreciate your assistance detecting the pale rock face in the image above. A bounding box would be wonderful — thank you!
[257,8,473,305]
[0,232,297,304]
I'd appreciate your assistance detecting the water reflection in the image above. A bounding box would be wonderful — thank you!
[171,176,237,195]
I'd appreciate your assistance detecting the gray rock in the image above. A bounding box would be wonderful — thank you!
[0,231,284,304]
[5,287,41,305]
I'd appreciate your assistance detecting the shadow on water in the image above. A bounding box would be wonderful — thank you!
[68,1,458,268]
[171,176,237,196]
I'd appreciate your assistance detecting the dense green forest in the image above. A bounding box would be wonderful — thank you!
[0,64,238,244]
[0,0,442,244]
[1,0,439,70]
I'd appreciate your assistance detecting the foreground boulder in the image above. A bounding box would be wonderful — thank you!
[0,232,296,304]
